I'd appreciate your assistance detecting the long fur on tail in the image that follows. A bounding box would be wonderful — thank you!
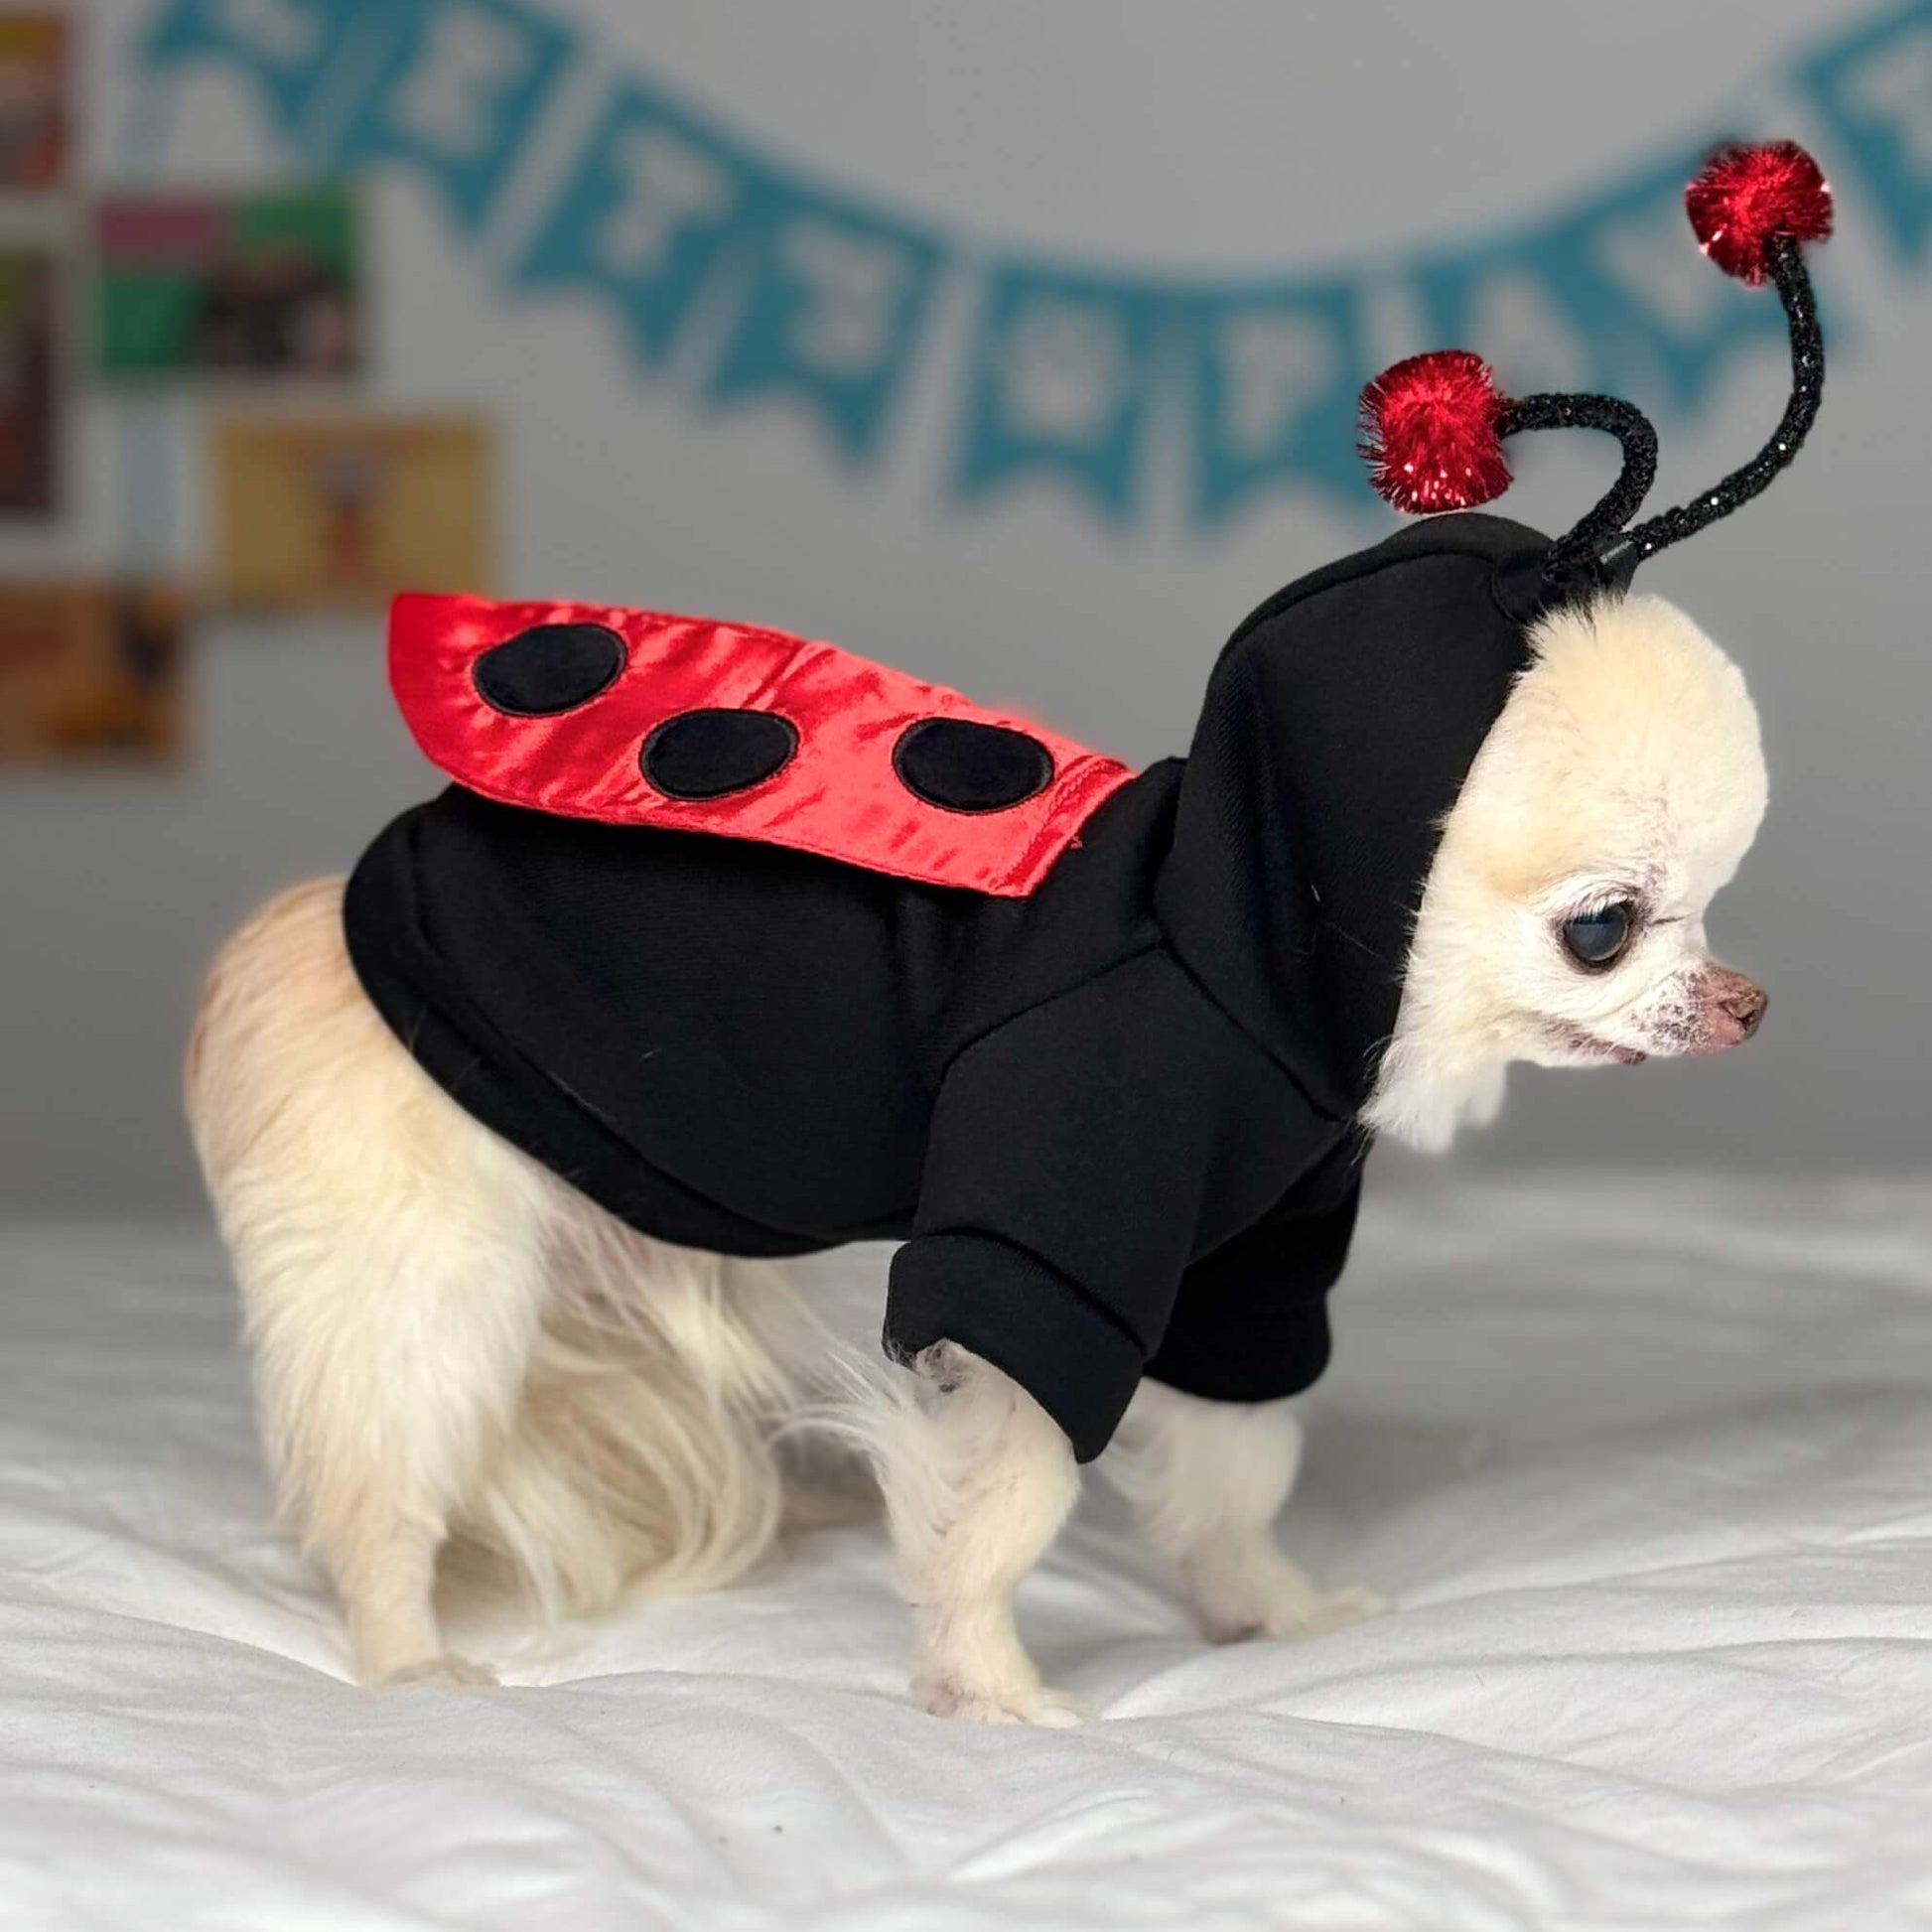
[458,1226,826,1621]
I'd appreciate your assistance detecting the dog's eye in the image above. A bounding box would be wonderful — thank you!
[1560,901,1636,969]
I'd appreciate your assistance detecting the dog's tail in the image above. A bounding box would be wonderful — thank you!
[457,1223,832,1621]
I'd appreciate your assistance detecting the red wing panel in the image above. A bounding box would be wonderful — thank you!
[389,594,1137,897]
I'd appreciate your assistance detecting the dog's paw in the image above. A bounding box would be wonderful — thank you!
[918,1677,1089,1726]
[1196,1551,1390,1645]
[374,1652,500,1688]
[1247,1584,1390,1643]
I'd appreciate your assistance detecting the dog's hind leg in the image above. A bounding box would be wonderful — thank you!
[188,880,557,1684]
[284,1169,554,1687]
[1101,1381,1385,1642]
[857,1342,1083,1725]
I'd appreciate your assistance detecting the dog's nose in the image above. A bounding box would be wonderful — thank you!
[1701,969,1767,1049]
[1720,984,1767,1037]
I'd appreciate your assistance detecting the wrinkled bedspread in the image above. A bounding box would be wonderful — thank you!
[3,1177,1931,1929]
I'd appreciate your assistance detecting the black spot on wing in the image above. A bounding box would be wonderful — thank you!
[474,623,626,716]
[641,709,799,800]
[894,718,1054,813]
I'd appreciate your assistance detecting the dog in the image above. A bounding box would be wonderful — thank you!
[185,585,1766,1722]
[184,138,1827,1720]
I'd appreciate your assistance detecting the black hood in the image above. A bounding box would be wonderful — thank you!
[1154,512,1550,1119]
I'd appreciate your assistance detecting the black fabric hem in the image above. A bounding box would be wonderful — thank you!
[886,1231,1147,1462]
[1143,1307,1333,1408]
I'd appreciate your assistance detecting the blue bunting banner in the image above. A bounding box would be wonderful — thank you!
[141,0,574,226]
[136,0,1932,533]
[1180,277,1369,526]
[318,0,575,231]
[1802,0,1932,266]
[955,266,1172,522]
[140,0,369,140]
[707,181,947,465]
[513,78,760,367]
[1416,149,1792,424]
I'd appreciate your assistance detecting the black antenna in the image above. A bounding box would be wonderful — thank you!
[1602,230,1824,571]
[1358,140,1833,604]
[1497,392,1659,582]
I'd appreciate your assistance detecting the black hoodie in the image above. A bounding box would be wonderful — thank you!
[344,512,1543,1459]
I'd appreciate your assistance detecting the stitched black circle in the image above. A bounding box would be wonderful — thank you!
[474,623,625,716]
[641,709,799,800]
[893,718,1054,814]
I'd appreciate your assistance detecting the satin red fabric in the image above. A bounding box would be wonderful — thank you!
[389,594,1137,897]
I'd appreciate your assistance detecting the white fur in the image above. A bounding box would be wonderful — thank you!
[857,1342,1084,1725]
[185,592,1765,1718]
[187,883,835,1683]
[1366,594,1768,1150]
[185,884,1363,1715]
[1104,1382,1384,1641]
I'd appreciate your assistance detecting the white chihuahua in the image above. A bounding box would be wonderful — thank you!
[186,135,1830,1720]
[187,591,1765,1722]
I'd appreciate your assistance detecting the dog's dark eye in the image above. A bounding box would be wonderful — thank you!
[1561,901,1636,969]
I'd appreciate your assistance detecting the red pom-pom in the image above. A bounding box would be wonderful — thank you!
[1686,140,1833,285]
[1357,349,1510,515]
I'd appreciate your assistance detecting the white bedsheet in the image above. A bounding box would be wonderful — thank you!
[3,1178,1931,1930]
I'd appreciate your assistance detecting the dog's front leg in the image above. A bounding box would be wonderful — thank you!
[1102,1382,1385,1642]
[874,1342,1084,1725]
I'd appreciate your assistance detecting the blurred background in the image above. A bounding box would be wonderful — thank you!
[2,0,1927,1218]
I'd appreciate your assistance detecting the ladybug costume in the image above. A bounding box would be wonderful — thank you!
[345,145,1831,1460]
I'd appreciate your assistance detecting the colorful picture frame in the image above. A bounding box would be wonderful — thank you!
[214,412,493,610]
[0,582,189,766]
[96,187,362,379]
[0,244,58,515]
[0,13,69,190]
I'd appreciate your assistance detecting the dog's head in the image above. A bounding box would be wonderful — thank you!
[1364,593,1768,1152]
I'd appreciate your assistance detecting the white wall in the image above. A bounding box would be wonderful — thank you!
[4,0,1928,1213]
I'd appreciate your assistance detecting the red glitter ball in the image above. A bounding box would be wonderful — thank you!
[1357,349,1510,515]
[1686,140,1833,285]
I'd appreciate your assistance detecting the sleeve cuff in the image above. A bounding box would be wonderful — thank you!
[885,1232,1147,1462]
[1142,1299,1332,1407]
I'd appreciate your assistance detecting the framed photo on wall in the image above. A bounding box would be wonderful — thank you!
[0,582,189,766]
[0,12,69,190]
[214,413,493,610]
[95,188,362,379]
[0,244,58,515]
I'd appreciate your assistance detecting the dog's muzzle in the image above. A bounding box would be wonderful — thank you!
[1691,966,1768,1052]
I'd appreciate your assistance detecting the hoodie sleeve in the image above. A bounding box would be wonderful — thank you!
[1142,1141,1362,1408]
[884,950,1336,1460]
